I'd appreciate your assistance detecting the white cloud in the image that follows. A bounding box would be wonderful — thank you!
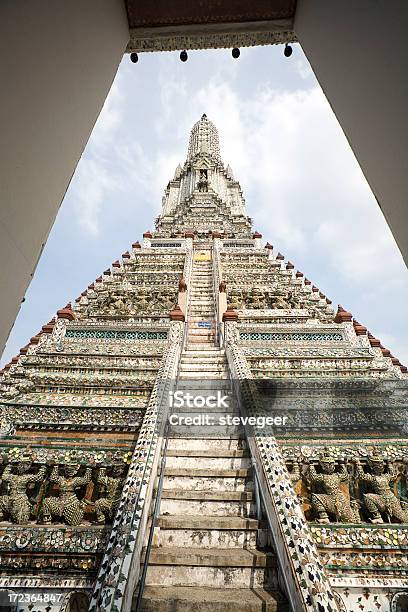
[69,79,127,236]
[71,157,120,236]
[182,79,406,287]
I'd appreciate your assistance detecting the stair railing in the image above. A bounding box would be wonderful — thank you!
[89,322,183,612]
[134,421,170,612]
[181,240,194,352]
[212,238,222,346]
[224,333,340,612]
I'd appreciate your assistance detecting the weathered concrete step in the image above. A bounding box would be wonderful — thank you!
[178,363,228,372]
[166,453,251,470]
[168,425,242,437]
[188,310,214,314]
[179,359,226,366]
[160,496,254,517]
[187,331,216,337]
[180,352,223,359]
[177,376,231,384]
[178,372,228,380]
[176,380,230,390]
[161,489,253,500]
[165,449,247,458]
[140,586,287,612]
[145,562,274,590]
[188,320,215,326]
[178,370,228,377]
[170,404,237,414]
[166,437,246,451]
[165,454,251,470]
[164,468,249,478]
[164,441,245,462]
[147,547,275,568]
[153,525,261,549]
[157,515,259,531]
[162,474,252,493]
[183,348,224,354]
[185,347,223,352]
[190,300,213,304]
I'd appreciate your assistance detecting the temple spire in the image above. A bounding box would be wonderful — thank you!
[186,113,222,163]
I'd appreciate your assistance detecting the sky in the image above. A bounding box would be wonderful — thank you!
[1,44,408,366]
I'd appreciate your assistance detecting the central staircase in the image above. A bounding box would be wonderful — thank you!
[138,250,288,611]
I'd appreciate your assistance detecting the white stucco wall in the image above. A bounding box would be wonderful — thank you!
[0,0,129,357]
[295,0,408,266]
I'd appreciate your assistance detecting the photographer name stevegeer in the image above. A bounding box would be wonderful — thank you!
[168,413,288,427]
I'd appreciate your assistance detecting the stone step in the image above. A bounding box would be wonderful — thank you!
[165,454,250,470]
[188,307,214,312]
[178,362,226,370]
[178,362,227,369]
[166,437,246,451]
[170,404,237,414]
[180,352,228,360]
[188,311,215,316]
[176,380,231,390]
[188,310,214,316]
[168,424,242,437]
[185,338,216,345]
[165,449,247,458]
[162,474,252,493]
[190,288,212,292]
[178,372,227,380]
[160,496,254,517]
[178,368,226,376]
[164,467,249,479]
[161,489,253,500]
[147,547,274,568]
[190,299,214,303]
[145,561,275,590]
[179,362,226,369]
[183,348,224,354]
[140,586,287,612]
[189,300,213,304]
[153,526,266,551]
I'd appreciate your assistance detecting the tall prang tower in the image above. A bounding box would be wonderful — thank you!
[0,115,407,612]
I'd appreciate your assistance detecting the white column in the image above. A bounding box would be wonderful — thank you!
[0,0,129,356]
[295,0,408,266]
